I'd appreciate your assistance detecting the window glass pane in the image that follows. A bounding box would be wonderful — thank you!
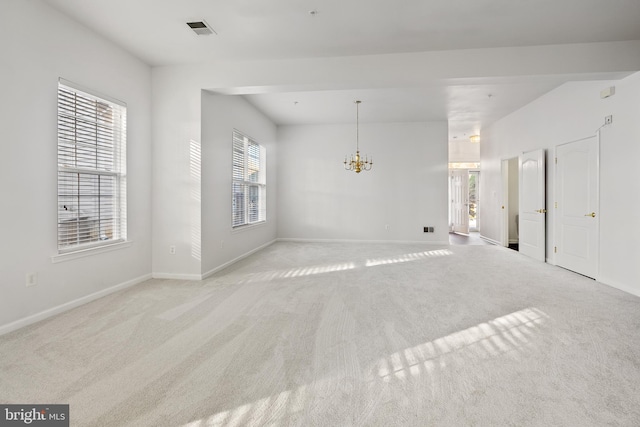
[232,131,265,227]
[248,185,260,223]
[57,81,126,251]
[232,182,246,227]
[247,142,260,183]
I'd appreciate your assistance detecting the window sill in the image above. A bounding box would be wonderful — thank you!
[51,240,133,264]
[232,221,266,234]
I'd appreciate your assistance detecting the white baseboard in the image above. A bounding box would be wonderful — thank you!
[202,239,277,280]
[480,235,501,246]
[0,273,152,336]
[598,276,640,298]
[277,238,450,245]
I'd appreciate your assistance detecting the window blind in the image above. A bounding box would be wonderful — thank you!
[57,80,127,252]
[232,130,266,227]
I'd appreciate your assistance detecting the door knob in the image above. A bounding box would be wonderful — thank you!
[584,212,596,218]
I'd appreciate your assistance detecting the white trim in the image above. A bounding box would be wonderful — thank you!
[598,276,640,299]
[231,220,267,234]
[0,273,151,336]
[152,240,279,281]
[58,77,126,107]
[51,240,133,263]
[202,239,277,279]
[277,238,450,245]
[151,273,204,281]
[480,235,501,246]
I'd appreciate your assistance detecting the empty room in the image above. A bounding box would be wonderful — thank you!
[2,1,640,426]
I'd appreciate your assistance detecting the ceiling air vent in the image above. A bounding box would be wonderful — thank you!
[187,21,216,36]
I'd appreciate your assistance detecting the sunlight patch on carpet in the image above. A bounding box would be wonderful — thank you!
[237,262,357,284]
[365,249,453,267]
[375,307,549,382]
[181,308,549,427]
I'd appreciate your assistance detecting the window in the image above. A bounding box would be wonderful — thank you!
[232,130,266,227]
[57,79,127,252]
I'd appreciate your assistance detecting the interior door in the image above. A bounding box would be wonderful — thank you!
[451,169,469,235]
[501,159,510,247]
[555,136,599,278]
[519,149,546,261]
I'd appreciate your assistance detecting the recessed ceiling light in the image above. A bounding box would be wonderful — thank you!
[187,21,217,36]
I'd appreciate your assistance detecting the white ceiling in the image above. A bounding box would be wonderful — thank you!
[43,0,640,141]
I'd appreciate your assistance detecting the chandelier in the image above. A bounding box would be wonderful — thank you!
[344,100,372,173]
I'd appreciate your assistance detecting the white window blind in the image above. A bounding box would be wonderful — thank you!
[232,130,266,227]
[57,80,127,252]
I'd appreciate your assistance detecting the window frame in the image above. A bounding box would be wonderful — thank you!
[232,130,266,229]
[56,79,127,254]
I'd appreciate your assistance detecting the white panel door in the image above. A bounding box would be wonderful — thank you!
[501,159,509,247]
[519,149,546,261]
[451,169,469,235]
[556,136,599,278]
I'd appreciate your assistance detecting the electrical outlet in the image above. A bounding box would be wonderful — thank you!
[26,272,37,287]
[605,115,613,125]
[169,245,176,255]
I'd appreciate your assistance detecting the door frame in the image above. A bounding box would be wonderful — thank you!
[501,157,519,248]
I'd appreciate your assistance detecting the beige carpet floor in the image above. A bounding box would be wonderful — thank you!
[1,242,640,426]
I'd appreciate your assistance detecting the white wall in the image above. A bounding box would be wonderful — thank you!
[277,122,449,243]
[0,0,152,330]
[151,40,640,278]
[150,68,202,279]
[449,140,480,163]
[201,93,277,275]
[481,72,640,296]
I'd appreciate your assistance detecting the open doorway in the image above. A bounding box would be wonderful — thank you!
[501,157,519,250]
[449,165,482,240]
[469,170,479,232]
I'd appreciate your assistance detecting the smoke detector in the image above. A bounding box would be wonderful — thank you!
[187,21,216,36]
